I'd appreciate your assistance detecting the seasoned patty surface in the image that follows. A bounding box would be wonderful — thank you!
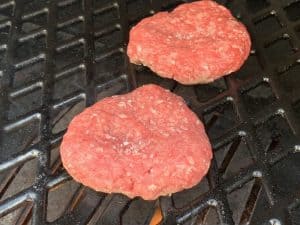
[127,0,251,84]
[60,84,212,200]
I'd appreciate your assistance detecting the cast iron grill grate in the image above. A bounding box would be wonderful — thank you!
[0,0,299,225]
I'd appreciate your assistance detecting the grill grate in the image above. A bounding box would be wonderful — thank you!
[0,0,300,225]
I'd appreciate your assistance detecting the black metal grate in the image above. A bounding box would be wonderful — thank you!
[0,0,299,225]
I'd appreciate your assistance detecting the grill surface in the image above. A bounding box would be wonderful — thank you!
[0,0,300,225]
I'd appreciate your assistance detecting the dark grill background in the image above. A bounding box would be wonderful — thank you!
[0,0,299,225]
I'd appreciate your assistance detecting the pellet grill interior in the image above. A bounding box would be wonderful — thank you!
[0,0,300,224]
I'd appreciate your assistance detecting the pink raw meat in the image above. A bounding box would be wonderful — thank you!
[127,0,251,84]
[60,84,212,200]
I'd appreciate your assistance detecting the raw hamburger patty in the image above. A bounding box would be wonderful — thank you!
[60,84,212,200]
[127,0,251,84]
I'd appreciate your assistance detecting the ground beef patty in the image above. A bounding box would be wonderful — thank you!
[127,0,251,85]
[60,84,212,200]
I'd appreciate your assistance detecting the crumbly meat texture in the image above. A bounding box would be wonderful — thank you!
[127,0,251,84]
[60,84,212,200]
